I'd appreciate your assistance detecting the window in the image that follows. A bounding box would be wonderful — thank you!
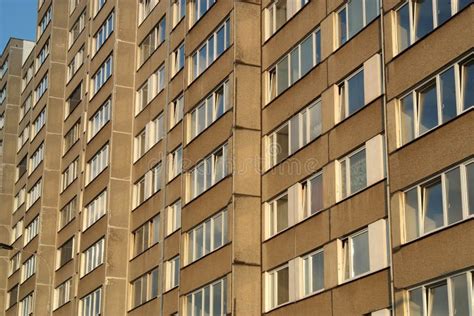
[0,61,7,79]
[7,285,18,308]
[153,114,165,144]
[80,288,102,316]
[186,278,227,316]
[19,293,34,316]
[172,0,186,27]
[338,0,380,46]
[69,0,79,14]
[35,39,49,71]
[87,144,109,183]
[62,159,78,191]
[133,163,162,207]
[165,256,180,291]
[171,43,185,76]
[64,121,80,153]
[341,229,369,280]
[94,12,114,54]
[18,124,30,148]
[187,209,227,263]
[190,0,216,25]
[31,109,46,139]
[133,215,160,256]
[22,64,34,92]
[408,270,474,316]
[267,264,290,309]
[396,0,470,53]
[24,217,39,246]
[20,94,32,121]
[60,197,77,229]
[81,238,105,276]
[189,80,230,140]
[265,0,310,40]
[35,74,48,102]
[11,220,23,243]
[169,94,184,129]
[10,252,21,275]
[69,11,86,47]
[131,268,159,308]
[267,29,321,102]
[0,86,6,104]
[338,147,367,199]
[67,47,84,81]
[94,0,106,16]
[267,193,289,237]
[191,18,230,81]
[17,156,27,180]
[89,99,111,139]
[29,143,44,174]
[27,179,42,209]
[54,279,71,309]
[135,65,165,113]
[399,58,474,146]
[138,0,159,24]
[58,238,74,267]
[65,84,82,118]
[168,146,182,181]
[338,68,365,121]
[302,172,323,218]
[404,160,473,242]
[139,17,166,64]
[38,5,52,38]
[22,255,36,282]
[14,187,26,211]
[267,100,321,168]
[83,191,107,230]
[91,56,112,96]
[166,200,181,236]
[188,144,228,200]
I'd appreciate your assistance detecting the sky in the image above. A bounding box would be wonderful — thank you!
[0,0,37,53]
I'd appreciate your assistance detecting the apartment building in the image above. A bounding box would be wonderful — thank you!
[0,0,472,315]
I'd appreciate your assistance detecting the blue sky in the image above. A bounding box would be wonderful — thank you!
[0,0,37,53]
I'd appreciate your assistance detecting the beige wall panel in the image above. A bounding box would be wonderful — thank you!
[162,287,179,315]
[332,270,390,315]
[328,21,381,86]
[233,130,260,197]
[130,193,163,228]
[295,210,330,256]
[132,141,164,180]
[105,228,128,278]
[389,111,474,192]
[112,86,134,134]
[82,170,109,205]
[393,220,474,288]
[77,265,106,298]
[163,230,180,260]
[108,179,131,229]
[128,244,160,281]
[263,229,295,271]
[133,91,166,133]
[136,44,167,86]
[182,177,232,231]
[266,291,332,316]
[165,176,182,205]
[79,219,107,252]
[180,245,231,294]
[167,123,183,153]
[128,297,161,316]
[234,66,259,130]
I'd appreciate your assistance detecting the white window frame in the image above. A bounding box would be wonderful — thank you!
[337,146,367,200]
[166,200,181,236]
[186,277,227,316]
[87,144,109,183]
[21,255,36,283]
[93,12,114,55]
[54,279,71,310]
[81,238,105,276]
[80,288,102,316]
[165,256,180,291]
[83,191,107,231]
[91,56,113,96]
[168,146,182,181]
[24,216,39,246]
[264,0,310,40]
[88,98,111,140]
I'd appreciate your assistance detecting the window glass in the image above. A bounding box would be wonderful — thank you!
[451,274,470,316]
[423,179,443,233]
[352,231,369,277]
[290,47,300,85]
[348,70,365,115]
[413,0,434,40]
[338,8,347,45]
[300,35,313,76]
[418,82,438,135]
[216,26,225,56]
[439,67,457,123]
[309,101,322,140]
[400,94,415,144]
[350,149,367,194]
[405,188,420,241]
[277,267,289,306]
[348,0,363,38]
[365,0,379,24]
[445,167,463,224]
[275,124,289,164]
[467,163,474,215]
[427,282,449,315]
[212,282,222,314]
[310,174,323,214]
[458,0,470,10]
[409,287,423,316]
[276,195,288,233]
[461,60,474,110]
[277,56,289,95]
[437,0,452,25]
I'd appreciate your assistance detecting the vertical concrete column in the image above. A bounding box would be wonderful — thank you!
[102,0,137,315]
[231,1,262,315]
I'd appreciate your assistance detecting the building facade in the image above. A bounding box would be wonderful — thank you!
[0,0,472,315]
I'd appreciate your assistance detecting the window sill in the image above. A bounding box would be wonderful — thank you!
[188,44,233,87]
[184,241,230,268]
[334,178,386,206]
[89,75,113,103]
[87,120,111,145]
[333,17,379,56]
[128,296,158,313]
[82,213,107,234]
[185,107,232,147]
[132,138,163,166]
[80,263,104,280]
[131,188,162,212]
[134,88,164,118]
[265,288,326,313]
[55,258,74,272]
[184,174,231,206]
[57,216,76,234]
[136,42,165,72]
[53,300,71,312]
[84,166,109,189]
[129,241,159,262]
[338,266,389,287]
